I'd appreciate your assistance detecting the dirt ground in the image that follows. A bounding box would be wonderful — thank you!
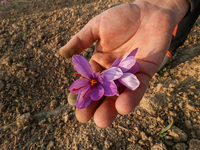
[0,0,200,150]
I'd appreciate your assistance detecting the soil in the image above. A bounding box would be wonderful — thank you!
[0,0,200,150]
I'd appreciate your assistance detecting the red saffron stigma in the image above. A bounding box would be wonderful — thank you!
[74,72,89,80]
[72,85,88,91]
[74,72,82,77]
[82,86,91,98]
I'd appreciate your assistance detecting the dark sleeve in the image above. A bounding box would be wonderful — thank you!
[168,0,200,55]
[188,0,200,12]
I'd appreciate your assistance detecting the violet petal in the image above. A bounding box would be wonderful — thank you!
[76,88,92,109]
[121,48,138,61]
[111,56,121,67]
[70,78,90,94]
[102,67,123,81]
[118,73,140,90]
[102,79,118,96]
[90,84,104,100]
[118,56,136,72]
[72,55,93,79]
[128,62,140,74]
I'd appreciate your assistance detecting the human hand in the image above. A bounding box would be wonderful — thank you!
[60,0,189,127]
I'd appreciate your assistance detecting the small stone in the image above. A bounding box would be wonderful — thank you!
[169,111,177,117]
[0,102,7,113]
[128,135,139,143]
[54,53,60,58]
[55,36,62,44]
[16,105,23,114]
[188,139,200,150]
[127,143,145,150]
[50,99,58,110]
[186,103,196,111]
[196,130,200,136]
[157,116,164,124]
[169,126,188,143]
[0,80,5,91]
[63,114,69,123]
[104,140,112,149]
[47,141,54,150]
[100,132,106,138]
[93,146,99,150]
[185,120,193,129]
[155,83,163,92]
[197,114,200,120]
[68,93,78,106]
[1,57,12,66]
[151,142,167,150]
[175,143,188,150]
[138,140,148,146]
[16,113,33,128]
[38,119,46,126]
[141,131,148,141]
[149,122,157,129]
[164,136,173,140]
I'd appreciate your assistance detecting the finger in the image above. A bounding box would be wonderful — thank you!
[75,59,103,123]
[115,72,150,114]
[75,100,103,123]
[59,18,100,58]
[93,96,118,128]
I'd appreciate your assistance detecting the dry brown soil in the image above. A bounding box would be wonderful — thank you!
[0,0,200,150]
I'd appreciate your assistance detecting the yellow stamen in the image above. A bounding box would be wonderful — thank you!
[90,79,97,86]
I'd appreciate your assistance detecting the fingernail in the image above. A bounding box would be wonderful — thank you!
[68,93,78,106]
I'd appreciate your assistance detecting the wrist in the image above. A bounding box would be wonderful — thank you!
[140,0,190,24]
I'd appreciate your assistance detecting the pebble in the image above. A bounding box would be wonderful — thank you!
[197,114,200,120]
[92,146,99,150]
[0,102,7,113]
[169,111,177,117]
[104,140,112,149]
[186,103,196,111]
[0,79,5,91]
[188,139,200,150]
[174,143,188,150]
[157,116,164,124]
[127,143,145,150]
[155,83,162,92]
[50,99,58,110]
[128,135,138,143]
[196,130,200,136]
[63,114,69,123]
[1,57,13,66]
[38,119,46,126]
[169,126,188,143]
[151,142,167,150]
[140,131,148,141]
[16,113,33,128]
[185,120,193,129]
[47,141,54,150]
[55,36,62,44]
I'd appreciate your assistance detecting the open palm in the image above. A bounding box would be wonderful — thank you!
[60,0,188,127]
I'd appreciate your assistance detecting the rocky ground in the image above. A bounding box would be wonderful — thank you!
[0,0,200,150]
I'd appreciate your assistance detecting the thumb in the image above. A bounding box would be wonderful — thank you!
[59,18,100,58]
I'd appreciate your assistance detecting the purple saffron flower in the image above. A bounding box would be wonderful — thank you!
[70,55,123,109]
[1,1,4,4]
[110,48,140,91]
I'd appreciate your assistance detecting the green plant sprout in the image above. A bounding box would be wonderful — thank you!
[38,143,47,150]
[51,93,60,102]
[156,123,173,146]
